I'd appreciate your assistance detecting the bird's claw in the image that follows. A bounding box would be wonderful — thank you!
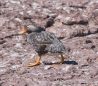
[27,62,40,67]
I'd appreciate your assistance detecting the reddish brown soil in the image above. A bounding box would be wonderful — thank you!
[0,0,98,86]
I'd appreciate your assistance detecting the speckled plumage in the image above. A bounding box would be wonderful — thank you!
[27,31,67,55]
[25,24,67,55]
[20,23,67,67]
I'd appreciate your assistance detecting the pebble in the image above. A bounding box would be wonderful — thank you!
[56,15,62,20]
[21,5,26,9]
[63,7,67,11]
[11,65,21,69]
[65,17,71,21]
[43,8,51,13]
[26,10,32,14]
[0,68,7,74]
[30,54,35,59]
[72,51,80,56]
[10,0,20,4]
[15,36,23,41]
[44,66,53,70]
[48,14,56,18]
[15,18,22,22]
[14,43,23,48]
[62,65,70,71]
[10,53,20,57]
[32,2,39,9]
[19,12,24,15]
[0,62,6,67]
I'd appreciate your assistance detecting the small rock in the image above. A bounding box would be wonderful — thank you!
[43,8,51,13]
[10,1,20,4]
[11,65,21,69]
[15,36,23,41]
[21,5,26,9]
[0,68,7,74]
[19,12,24,15]
[65,17,71,21]
[30,54,35,59]
[26,11,32,14]
[15,18,22,22]
[52,61,57,63]
[56,15,63,20]
[0,10,4,15]
[63,7,67,11]
[10,52,20,57]
[32,2,39,9]
[0,62,6,67]
[62,65,70,71]
[14,43,23,48]
[44,66,53,70]
[48,14,56,18]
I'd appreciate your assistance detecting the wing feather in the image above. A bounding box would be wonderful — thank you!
[27,31,56,45]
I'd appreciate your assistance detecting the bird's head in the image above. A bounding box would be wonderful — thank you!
[20,23,45,34]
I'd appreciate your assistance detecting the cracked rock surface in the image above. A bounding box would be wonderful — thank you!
[0,0,98,86]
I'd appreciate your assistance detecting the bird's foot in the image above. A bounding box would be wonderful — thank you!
[27,62,40,67]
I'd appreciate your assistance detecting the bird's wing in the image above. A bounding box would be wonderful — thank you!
[27,31,56,45]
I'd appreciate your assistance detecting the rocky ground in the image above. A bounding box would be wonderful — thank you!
[0,0,98,86]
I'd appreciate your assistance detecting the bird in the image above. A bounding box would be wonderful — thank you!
[20,22,68,67]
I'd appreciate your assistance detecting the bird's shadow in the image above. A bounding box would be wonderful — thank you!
[44,60,78,65]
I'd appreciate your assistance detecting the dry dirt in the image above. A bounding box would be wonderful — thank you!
[0,0,98,86]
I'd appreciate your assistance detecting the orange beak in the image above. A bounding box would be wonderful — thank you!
[20,27,26,34]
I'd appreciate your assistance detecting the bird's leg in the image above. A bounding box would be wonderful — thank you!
[27,55,41,67]
[53,54,64,65]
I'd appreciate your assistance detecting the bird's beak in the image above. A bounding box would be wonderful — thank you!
[20,27,26,34]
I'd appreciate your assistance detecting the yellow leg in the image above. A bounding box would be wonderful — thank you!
[27,56,41,67]
[53,54,64,65]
